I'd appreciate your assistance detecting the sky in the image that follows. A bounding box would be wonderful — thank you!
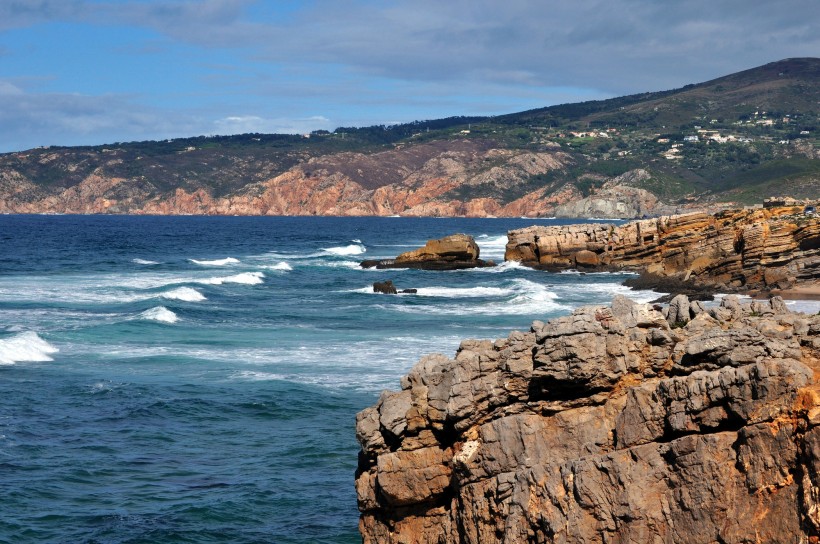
[0,0,818,152]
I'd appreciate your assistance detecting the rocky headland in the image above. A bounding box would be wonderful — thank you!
[355,294,820,543]
[505,205,820,296]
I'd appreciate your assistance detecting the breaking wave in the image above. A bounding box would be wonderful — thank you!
[161,287,206,302]
[413,286,512,297]
[189,257,240,266]
[0,331,59,365]
[199,272,265,285]
[323,243,366,256]
[139,306,179,324]
[265,262,293,271]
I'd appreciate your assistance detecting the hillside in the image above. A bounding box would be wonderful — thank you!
[0,58,817,217]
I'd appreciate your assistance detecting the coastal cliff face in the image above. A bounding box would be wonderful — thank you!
[553,170,666,219]
[0,141,674,218]
[505,206,820,291]
[355,295,820,543]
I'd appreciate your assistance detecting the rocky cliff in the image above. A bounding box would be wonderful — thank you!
[505,206,820,292]
[0,140,678,218]
[553,170,671,219]
[355,294,820,543]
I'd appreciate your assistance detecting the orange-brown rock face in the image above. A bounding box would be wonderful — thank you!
[363,234,494,270]
[396,234,480,263]
[0,141,679,218]
[355,294,820,543]
[505,207,820,291]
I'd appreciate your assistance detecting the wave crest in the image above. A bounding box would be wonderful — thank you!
[139,306,179,324]
[0,331,59,365]
[201,271,265,285]
[161,287,206,302]
[189,257,240,266]
[323,244,366,256]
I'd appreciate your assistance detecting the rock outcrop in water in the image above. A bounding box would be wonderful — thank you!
[505,206,820,292]
[355,294,820,543]
[361,234,495,270]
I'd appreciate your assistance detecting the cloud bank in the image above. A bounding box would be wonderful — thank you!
[0,0,817,151]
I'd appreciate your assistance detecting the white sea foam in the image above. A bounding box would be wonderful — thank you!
[413,286,512,298]
[388,278,570,316]
[265,262,293,271]
[323,261,363,269]
[200,271,265,285]
[161,287,206,302]
[189,257,240,266]
[476,234,510,261]
[132,258,160,265]
[0,331,59,365]
[262,251,326,260]
[471,260,526,273]
[139,306,178,324]
[323,243,366,256]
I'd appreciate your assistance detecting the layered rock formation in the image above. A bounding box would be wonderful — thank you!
[355,295,820,543]
[505,206,820,292]
[361,234,494,270]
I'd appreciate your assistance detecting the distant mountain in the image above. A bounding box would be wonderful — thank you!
[1,58,817,217]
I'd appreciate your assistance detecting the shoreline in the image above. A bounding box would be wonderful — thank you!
[761,280,820,302]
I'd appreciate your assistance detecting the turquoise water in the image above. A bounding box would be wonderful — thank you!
[0,215,656,543]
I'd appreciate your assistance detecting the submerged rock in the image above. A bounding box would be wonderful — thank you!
[356,294,820,543]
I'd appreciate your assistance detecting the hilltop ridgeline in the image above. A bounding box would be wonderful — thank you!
[355,294,820,543]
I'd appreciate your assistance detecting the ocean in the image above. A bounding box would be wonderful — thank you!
[0,214,662,543]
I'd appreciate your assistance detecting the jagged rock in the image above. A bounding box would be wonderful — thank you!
[356,296,820,543]
[505,207,820,293]
[373,280,398,294]
[363,234,495,270]
[667,294,691,326]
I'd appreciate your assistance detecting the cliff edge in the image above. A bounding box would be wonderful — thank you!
[355,295,820,543]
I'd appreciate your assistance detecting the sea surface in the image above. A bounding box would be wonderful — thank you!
[0,214,665,543]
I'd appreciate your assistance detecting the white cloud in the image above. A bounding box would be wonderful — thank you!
[212,114,331,135]
[0,81,24,95]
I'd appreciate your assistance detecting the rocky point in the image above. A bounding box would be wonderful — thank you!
[355,294,820,543]
[505,206,820,293]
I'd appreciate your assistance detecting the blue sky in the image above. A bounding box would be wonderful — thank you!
[0,0,817,152]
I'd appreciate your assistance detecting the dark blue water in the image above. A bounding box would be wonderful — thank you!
[0,215,654,543]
